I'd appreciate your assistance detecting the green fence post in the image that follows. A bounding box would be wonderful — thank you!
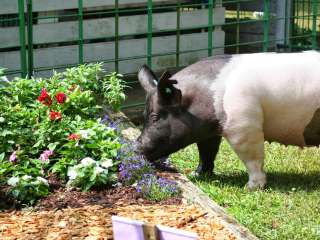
[27,0,33,78]
[236,2,240,53]
[176,0,181,68]
[263,0,270,52]
[208,0,214,56]
[115,0,119,72]
[78,0,84,64]
[312,0,318,49]
[18,0,27,78]
[147,0,153,68]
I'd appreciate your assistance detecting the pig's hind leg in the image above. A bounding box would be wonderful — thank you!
[224,103,266,190]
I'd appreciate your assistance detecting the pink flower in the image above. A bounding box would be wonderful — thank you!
[39,150,54,163]
[9,151,17,163]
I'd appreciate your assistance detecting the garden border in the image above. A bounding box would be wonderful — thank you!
[104,108,258,240]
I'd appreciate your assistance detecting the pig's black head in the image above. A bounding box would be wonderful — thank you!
[136,65,196,161]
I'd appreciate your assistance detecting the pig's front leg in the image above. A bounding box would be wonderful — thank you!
[196,136,222,176]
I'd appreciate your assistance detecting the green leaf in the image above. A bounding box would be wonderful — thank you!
[0,153,5,161]
[33,140,42,148]
[48,142,59,151]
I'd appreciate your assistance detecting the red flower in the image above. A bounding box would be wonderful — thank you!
[68,133,81,141]
[37,89,52,107]
[49,111,62,121]
[55,92,67,104]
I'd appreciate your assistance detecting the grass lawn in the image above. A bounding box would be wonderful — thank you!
[170,140,320,240]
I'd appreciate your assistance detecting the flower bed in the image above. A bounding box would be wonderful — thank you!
[0,64,179,206]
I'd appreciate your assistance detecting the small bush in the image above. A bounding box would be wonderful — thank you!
[67,157,117,191]
[0,64,125,205]
[7,175,49,205]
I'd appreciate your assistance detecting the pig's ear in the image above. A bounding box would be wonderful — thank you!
[138,64,157,92]
[158,71,181,105]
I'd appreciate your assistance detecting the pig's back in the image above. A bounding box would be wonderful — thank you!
[219,51,320,147]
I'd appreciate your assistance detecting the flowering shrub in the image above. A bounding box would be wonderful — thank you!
[119,152,154,185]
[7,175,49,205]
[67,157,117,191]
[116,137,180,201]
[0,64,125,205]
[136,174,180,201]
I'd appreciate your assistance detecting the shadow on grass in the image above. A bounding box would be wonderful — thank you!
[192,171,320,192]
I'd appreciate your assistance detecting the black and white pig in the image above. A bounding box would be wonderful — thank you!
[136,51,320,189]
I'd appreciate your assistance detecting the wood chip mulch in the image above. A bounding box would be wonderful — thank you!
[0,178,236,240]
[0,203,236,240]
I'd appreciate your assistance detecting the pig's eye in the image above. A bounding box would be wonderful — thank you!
[150,113,159,123]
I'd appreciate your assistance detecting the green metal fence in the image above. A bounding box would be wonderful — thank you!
[0,0,319,110]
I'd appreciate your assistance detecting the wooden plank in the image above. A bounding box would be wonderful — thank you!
[0,0,190,15]
[0,7,225,49]
[0,31,224,77]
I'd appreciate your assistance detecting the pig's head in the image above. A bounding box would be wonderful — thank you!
[136,65,199,161]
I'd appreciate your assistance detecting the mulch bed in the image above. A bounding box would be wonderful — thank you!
[0,182,237,240]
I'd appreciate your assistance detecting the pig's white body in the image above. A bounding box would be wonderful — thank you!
[211,51,320,188]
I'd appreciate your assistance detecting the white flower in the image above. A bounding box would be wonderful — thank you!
[67,168,78,180]
[22,175,32,181]
[101,159,113,169]
[95,166,105,174]
[7,176,20,187]
[78,129,91,139]
[81,157,96,166]
[36,176,49,186]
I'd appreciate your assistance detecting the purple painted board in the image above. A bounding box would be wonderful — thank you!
[112,215,145,240]
[157,225,198,240]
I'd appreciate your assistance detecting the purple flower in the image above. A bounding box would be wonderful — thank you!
[136,174,180,200]
[9,151,17,163]
[39,150,54,163]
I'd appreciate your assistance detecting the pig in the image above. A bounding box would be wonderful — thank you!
[136,51,320,189]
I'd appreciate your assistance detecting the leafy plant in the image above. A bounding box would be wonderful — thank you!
[7,175,49,205]
[67,157,117,191]
[102,72,126,111]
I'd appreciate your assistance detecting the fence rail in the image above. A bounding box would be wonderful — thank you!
[0,1,319,109]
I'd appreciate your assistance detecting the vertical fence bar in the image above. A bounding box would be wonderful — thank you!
[147,0,153,67]
[208,0,214,56]
[312,0,318,49]
[27,0,33,78]
[236,2,240,53]
[78,0,84,64]
[284,0,288,46]
[18,0,27,77]
[302,0,305,32]
[176,0,181,68]
[308,0,311,31]
[115,0,119,72]
[263,0,270,52]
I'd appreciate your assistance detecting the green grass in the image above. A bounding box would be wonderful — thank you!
[170,140,320,240]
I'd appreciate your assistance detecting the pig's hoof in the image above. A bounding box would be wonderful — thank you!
[245,178,266,191]
[191,170,213,178]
